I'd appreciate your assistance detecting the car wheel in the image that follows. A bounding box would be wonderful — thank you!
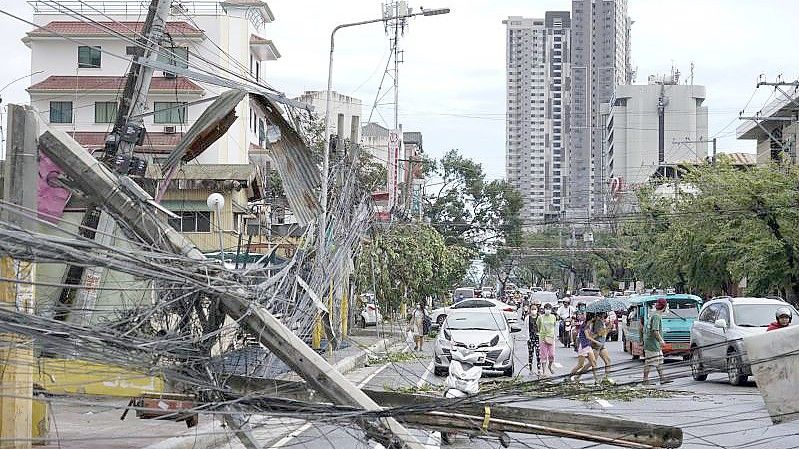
[690,346,708,381]
[436,314,446,325]
[503,363,514,377]
[726,350,747,386]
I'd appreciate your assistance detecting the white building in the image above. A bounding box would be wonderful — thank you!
[568,0,632,217]
[24,0,282,248]
[25,0,280,166]
[503,12,571,226]
[602,73,708,212]
[294,90,362,146]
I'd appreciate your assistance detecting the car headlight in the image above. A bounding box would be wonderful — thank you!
[490,335,499,347]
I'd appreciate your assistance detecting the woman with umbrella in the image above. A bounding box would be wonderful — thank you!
[586,298,622,384]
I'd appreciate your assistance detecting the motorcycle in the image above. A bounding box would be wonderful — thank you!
[442,348,510,447]
[559,317,573,347]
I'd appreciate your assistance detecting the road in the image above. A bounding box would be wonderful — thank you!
[220,314,799,449]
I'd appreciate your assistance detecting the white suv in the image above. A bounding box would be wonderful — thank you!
[690,297,798,385]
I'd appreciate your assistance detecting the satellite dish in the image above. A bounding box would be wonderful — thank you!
[207,192,225,211]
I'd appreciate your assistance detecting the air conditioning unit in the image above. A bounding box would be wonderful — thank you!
[164,126,176,134]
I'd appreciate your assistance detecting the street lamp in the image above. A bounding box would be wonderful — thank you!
[319,7,450,254]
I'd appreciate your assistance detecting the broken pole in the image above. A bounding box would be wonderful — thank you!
[37,128,426,449]
[0,105,39,449]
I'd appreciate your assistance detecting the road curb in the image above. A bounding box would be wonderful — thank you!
[144,334,401,449]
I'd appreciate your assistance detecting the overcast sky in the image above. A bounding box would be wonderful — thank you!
[3,0,799,179]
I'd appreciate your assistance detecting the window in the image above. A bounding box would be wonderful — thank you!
[699,303,721,322]
[49,101,73,123]
[78,46,101,68]
[168,211,211,232]
[153,102,187,124]
[452,300,495,309]
[94,101,117,123]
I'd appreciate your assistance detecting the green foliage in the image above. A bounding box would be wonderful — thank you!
[355,223,475,312]
[629,160,799,303]
[425,149,522,251]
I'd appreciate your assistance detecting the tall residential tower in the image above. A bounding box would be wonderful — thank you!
[567,0,632,217]
[504,12,571,226]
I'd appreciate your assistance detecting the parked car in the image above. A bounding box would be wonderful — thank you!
[433,309,521,377]
[622,294,702,359]
[430,298,518,327]
[358,293,383,328]
[530,291,559,308]
[690,297,799,386]
[453,287,476,301]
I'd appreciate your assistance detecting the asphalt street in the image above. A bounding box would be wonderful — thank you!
[220,313,799,449]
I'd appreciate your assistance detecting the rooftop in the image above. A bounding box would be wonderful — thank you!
[28,76,204,94]
[26,21,204,38]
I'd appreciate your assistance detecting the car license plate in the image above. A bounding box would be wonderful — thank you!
[669,343,689,350]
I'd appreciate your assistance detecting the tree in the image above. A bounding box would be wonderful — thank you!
[355,224,474,312]
[629,159,799,303]
[424,149,522,251]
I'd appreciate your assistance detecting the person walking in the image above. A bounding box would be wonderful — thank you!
[527,303,541,376]
[568,312,599,384]
[587,312,613,384]
[643,298,669,385]
[537,303,557,377]
[408,300,427,351]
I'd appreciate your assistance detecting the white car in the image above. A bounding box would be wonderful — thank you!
[430,298,517,327]
[358,294,383,328]
[433,309,521,376]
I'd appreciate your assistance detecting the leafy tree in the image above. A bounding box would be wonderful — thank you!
[424,149,522,251]
[355,224,474,312]
[629,159,799,304]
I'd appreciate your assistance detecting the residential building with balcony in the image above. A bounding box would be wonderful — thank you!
[503,12,571,226]
[24,0,282,254]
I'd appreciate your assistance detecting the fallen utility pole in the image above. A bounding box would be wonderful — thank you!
[37,128,426,449]
[229,377,683,448]
[0,105,39,449]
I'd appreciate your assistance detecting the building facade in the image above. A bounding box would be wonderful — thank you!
[603,76,708,191]
[568,0,632,217]
[293,90,362,147]
[503,12,571,226]
[737,87,799,166]
[24,1,284,319]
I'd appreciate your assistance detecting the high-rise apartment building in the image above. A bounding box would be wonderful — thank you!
[567,0,632,217]
[503,12,571,226]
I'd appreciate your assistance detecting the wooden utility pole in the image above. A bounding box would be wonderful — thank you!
[0,105,39,449]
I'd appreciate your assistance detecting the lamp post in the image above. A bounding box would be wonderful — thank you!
[319,7,450,254]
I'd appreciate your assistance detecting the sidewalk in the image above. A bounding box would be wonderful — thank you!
[34,329,403,449]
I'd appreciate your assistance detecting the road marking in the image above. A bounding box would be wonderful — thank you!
[554,362,563,369]
[358,361,392,388]
[270,360,395,448]
[270,422,313,448]
[595,398,613,408]
[417,361,435,387]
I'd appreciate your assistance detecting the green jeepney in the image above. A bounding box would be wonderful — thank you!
[622,294,702,359]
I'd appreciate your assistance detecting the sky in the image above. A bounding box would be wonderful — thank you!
[2,0,799,180]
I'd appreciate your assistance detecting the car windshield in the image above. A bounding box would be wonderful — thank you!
[446,313,506,331]
[734,303,797,327]
[663,300,700,319]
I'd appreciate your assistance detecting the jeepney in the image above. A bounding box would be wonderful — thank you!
[622,294,702,359]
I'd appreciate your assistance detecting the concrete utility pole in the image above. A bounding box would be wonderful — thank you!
[39,128,427,449]
[60,0,171,326]
[0,105,39,449]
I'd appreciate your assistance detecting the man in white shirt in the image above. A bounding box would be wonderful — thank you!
[557,298,576,320]
[557,298,577,342]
